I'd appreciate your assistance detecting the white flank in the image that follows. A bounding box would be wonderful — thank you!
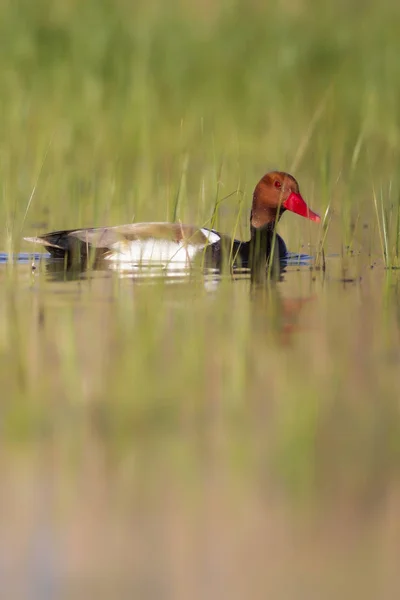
[106,229,220,270]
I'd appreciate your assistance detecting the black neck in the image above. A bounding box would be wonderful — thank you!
[249,222,276,256]
[248,222,280,280]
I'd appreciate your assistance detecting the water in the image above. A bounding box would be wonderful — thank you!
[0,251,318,267]
[0,252,47,264]
[0,249,399,599]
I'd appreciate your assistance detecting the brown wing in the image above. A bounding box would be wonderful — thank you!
[70,222,209,247]
[24,223,210,258]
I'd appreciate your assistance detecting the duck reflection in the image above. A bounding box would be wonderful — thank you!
[40,254,314,347]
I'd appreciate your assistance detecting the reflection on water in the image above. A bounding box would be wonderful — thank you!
[1,251,400,599]
[0,252,46,264]
[1,250,318,284]
[0,250,317,266]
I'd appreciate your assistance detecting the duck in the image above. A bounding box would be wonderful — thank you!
[24,171,320,273]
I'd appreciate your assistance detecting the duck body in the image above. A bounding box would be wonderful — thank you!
[24,171,319,273]
[25,223,222,269]
[24,222,288,271]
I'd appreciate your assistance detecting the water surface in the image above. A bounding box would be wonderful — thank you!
[0,250,399,600]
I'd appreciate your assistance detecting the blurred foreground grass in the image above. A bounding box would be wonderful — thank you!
[1,0,400,597]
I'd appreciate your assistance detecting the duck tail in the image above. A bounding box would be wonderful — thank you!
[24,236,64,249]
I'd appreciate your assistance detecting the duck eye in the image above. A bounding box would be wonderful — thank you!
[274,180,282,189]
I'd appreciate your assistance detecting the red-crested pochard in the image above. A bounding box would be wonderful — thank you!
[24,171,320,272]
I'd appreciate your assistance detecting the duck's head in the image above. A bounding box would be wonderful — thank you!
[250,171,320,230]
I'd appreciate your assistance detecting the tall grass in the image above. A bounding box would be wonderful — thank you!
[0,0,398,247]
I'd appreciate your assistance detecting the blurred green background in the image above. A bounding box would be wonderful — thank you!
[1,0,399,242]
[1,0,400,597]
